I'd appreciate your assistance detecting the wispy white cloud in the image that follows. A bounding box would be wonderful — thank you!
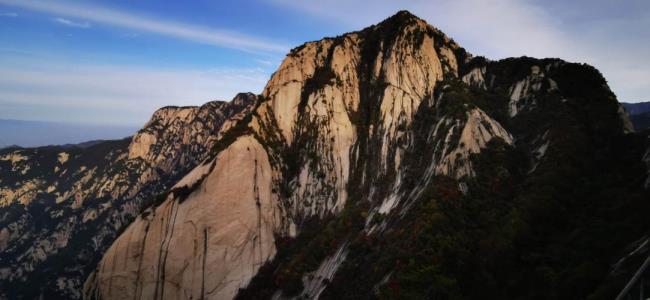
[0,0,289,53]
[53,17,91,28]
[255,59,279,67]
[267,0,650,101]
[0,11,17,17]
[0,55,271,125]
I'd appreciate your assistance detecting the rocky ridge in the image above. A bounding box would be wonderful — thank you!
[84,12,486,299]
[0,10,640,300]
[0,93,255,299]
[86,11,650,300]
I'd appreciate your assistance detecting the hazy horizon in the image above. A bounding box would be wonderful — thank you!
[0,119,137,148]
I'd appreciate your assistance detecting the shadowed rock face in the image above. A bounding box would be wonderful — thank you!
[645,140,650,188]
[61,11,650,300]
[0,93,256,300]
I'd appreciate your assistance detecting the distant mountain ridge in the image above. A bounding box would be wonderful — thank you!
[0,119,138,149]
[622,101,650,115]
[622,101,650,131]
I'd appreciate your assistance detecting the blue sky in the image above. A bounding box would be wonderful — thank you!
[0,0,649,128]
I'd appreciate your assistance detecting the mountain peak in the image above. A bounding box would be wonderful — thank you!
[383,10,422,25]
[362,10,464,58]
[367,9,430,36]
[231,92,257,106]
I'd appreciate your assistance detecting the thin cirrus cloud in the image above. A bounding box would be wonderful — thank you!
[0,0,289,54]
[0,11,17,17]
[53,17,91,28]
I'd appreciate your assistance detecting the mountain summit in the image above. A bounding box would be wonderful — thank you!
[85,11,482,299]
[2,11,648,300]
[82,11,650,300]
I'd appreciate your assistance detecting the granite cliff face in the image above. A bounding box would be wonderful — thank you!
[0,93,255,299]
[84,12,488,300]
[1,10,647,300]
[85,11,650,300]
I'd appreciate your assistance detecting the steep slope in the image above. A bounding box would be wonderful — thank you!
[84,12,486,300]
[87,11,650,300]
[0,93,255,300]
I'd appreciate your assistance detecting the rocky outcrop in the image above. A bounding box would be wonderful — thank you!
[0,93,255,300]
[507,65,558,117]
[431,108,513,178]
[128,94,254,164]
[85,11,648,300]
[617,104,636,133]
[85,136,278,300]
[85,11,513,300]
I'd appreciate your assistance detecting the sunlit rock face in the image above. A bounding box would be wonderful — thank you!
[254,11,472,220]
[87,11,646,300]
[85,136,278,300]
[431,108,513,179]
[0,93,255,300]
[86,11,511,300]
